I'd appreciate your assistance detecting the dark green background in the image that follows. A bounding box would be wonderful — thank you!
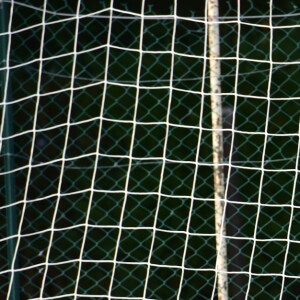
[1,0,300,299]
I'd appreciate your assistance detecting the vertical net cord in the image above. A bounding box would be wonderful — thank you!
[0,1,19,300]
[142,1,177,298]
[0,0,12,154]
[207,0,228,299]
[279,121,300,296]
[107,1,146,299]
[245,1,274,298]
[73,0,114,298]
[39,1,82,298]
[176,3,209,300]
[6,1,47,299]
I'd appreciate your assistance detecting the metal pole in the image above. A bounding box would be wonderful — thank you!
[0,1,20,299]
[207,0,228,299]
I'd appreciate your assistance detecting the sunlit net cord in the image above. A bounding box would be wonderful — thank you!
[4,0,300,20]
[1,0,300,299]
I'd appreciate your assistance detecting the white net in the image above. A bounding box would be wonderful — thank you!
[1,0,300,299]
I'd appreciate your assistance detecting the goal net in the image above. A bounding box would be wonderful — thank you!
[1,0,300,299]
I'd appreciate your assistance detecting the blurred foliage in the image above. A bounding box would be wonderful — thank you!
[1,0,300,299]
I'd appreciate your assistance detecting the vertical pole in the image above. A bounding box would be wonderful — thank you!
[207,0,228,299]
[0,1,20,299]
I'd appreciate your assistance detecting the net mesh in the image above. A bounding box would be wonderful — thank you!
[1,0,300,299]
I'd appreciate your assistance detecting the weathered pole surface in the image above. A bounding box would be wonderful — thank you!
[207,0,228,299]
